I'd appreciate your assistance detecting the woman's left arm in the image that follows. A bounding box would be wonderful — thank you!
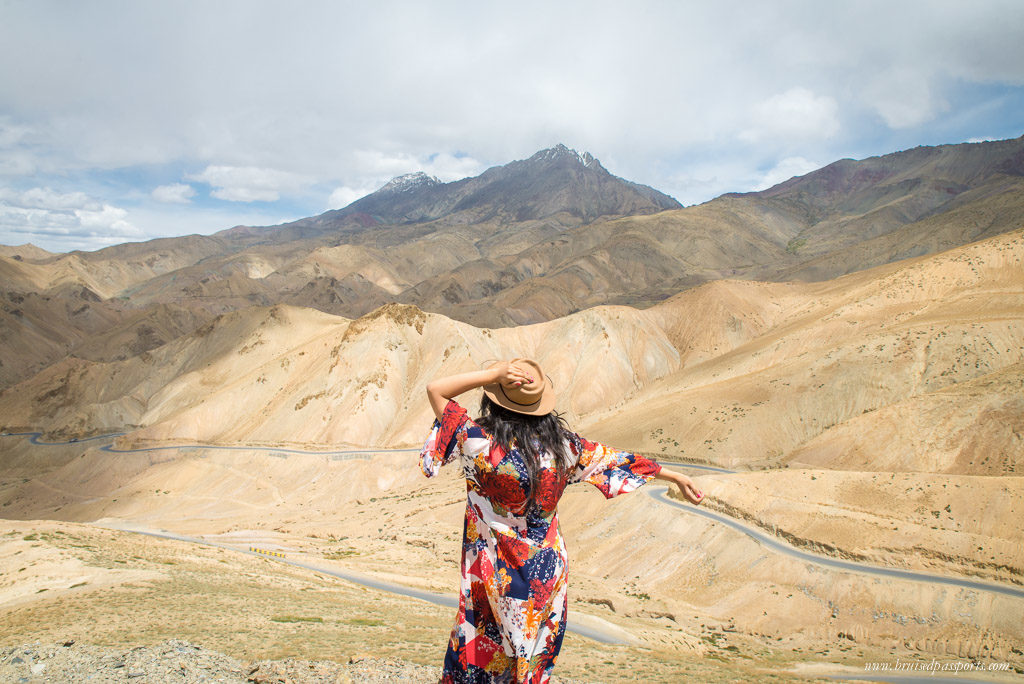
[655,467,704,504]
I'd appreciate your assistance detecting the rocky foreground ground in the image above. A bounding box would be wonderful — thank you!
[0,640,441,684]
[0,640,608,684]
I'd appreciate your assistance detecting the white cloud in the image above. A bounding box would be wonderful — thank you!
[74,204,136,233]
[188,165,309,203]
[18,187,93,210]
[152,183,196,204]
[0,187,142,251]
[423,152,483,182]
[0,119,34,148]
[864,68,947,129]
[349,150,481,183]
[754,157,822,191]
[0,154,36,176]
[740,88,840,143]
[327,186,372,210]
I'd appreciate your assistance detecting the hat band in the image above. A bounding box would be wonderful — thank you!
[499,384,542,408]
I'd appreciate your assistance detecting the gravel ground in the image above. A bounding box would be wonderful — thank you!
[0,640,595,683]
[0,640,440,683]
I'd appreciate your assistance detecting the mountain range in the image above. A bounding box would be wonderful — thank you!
[2,137,1023,667]
[0,136,1022,393]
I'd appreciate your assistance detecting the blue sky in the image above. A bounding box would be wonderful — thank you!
[1,0,1022,253]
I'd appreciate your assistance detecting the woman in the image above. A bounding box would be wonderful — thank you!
[421,358,704,683]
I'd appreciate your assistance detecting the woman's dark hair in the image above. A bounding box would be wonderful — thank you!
[476,395,575,502]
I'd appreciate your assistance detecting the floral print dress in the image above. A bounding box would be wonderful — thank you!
[420,399,662,683]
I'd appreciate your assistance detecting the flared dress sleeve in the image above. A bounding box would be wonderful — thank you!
[566,432,662,498]
[419,399,470,478]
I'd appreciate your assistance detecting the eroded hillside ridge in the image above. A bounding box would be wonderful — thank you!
[1,229,1020,473]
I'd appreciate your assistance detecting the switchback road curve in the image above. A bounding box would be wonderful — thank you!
[4,433,1022,601]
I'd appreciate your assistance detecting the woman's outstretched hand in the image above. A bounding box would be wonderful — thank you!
[655,468,704,505]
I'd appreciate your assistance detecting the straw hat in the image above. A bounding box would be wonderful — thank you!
[482,358,556,416]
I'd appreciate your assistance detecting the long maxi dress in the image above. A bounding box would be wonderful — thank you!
[419,399,662,684]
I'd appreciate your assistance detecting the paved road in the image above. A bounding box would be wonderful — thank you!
[657,460,735,474]
[823,676,1004,684]
[0,431,417,459]
[648,485,1024,600]
[101,442,419,457]
[5,432,1023,601]
[2,430,126,445]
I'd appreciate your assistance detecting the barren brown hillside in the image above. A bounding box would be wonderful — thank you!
[3,229,1020,460]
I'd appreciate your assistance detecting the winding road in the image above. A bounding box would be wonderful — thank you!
[4,431,1022,603]
[653,462,1024,600]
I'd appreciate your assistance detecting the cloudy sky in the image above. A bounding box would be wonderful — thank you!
[1,1,1022,252]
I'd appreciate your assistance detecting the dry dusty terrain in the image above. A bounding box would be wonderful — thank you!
[1,437,1021,682]
[1,230,1023,681]
[2,517,851,683]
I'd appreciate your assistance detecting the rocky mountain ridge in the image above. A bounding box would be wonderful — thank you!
[322,143,681,226]
[0,137,1022,390]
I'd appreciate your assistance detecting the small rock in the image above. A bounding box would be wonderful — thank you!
[61,640,75,647]
[10,657,23,664]
[30,663,46,674]
[127,672,145,678]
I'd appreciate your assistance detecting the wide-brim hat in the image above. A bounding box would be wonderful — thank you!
[482,358,556,416]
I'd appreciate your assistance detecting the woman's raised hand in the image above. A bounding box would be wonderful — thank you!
[494,360,535,388]
[427,361,538,420]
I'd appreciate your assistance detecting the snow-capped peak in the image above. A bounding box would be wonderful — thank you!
[379,171,441,194]
[535,144,599,168]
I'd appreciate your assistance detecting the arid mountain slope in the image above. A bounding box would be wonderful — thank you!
[2,234,234,299]
[750,136,1024,251]
[0,284,120,387]
[586,229,1024,469]
[2,139,1019,319]
[124,138,1024,327]
[2,229,1020,474]
[0,243,54,260]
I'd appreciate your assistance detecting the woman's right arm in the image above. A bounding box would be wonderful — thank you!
[655,467,704,504]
